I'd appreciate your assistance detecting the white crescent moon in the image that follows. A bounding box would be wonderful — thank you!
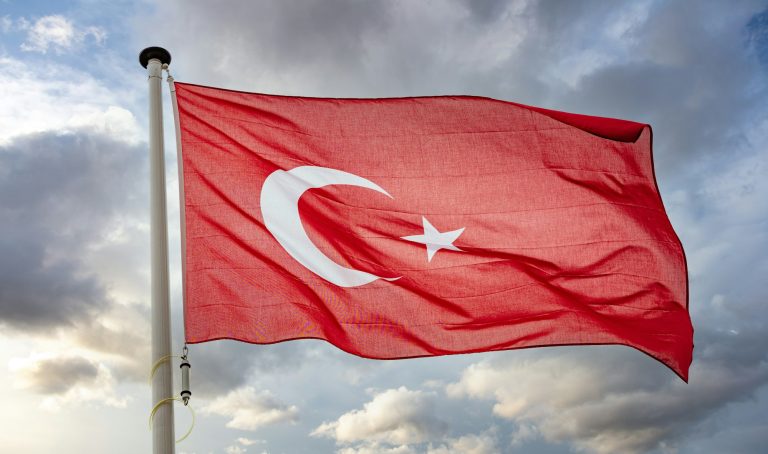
[260,166,398,287]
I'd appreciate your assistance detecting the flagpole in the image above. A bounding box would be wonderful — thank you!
[140,46,175,454]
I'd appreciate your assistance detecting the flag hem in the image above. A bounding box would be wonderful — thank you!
[185,335,690,382]
[173,81,647,144]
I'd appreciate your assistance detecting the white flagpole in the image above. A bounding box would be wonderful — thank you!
[140,46,176,454]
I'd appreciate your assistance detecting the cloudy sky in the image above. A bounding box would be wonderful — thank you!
[1,1,767,453]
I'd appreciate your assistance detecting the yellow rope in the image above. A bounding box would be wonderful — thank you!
[149,355,182,384]
[149,396,195,443]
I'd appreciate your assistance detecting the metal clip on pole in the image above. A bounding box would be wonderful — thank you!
[180,346,191,406]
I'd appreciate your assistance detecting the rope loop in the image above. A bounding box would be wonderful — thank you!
[149,396,195,443]
[148,355,182,384]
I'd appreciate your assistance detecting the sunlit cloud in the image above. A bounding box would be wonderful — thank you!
[202,386,299,430]
[18,15,106,54]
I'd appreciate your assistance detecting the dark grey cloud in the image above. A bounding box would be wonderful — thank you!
[0,131,145,329]
[748,8,768,67]
[458,0,510,23]
[0,234,104,329]
[683,417,768,454]
[19,356,100,394]
[557,1,767,175]
[136,0,391,95]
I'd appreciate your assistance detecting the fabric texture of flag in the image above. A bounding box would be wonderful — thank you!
[173,82,692,380]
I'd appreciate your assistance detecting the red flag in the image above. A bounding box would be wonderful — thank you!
[174,82,692,380]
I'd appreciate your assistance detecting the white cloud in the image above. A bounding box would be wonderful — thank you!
[446,351,768,454]
[225,443,269,454]
[202,386,298,430]
[312,387,446,446]
[21,16,76,52]
[336,443,416,454]
[0,56,140,145]
[331,431,499,454]
[19,15,105,54]
[426,432,498,454]
[311,387,499,454]
[237,438,262,446]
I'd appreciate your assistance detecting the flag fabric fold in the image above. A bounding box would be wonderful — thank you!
[174,82,692,380]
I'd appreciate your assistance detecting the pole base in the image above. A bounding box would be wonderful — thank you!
[139,47,172,68]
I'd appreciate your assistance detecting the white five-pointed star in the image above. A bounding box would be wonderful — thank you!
[401,216,465,262]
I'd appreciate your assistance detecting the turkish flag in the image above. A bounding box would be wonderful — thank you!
[174,82,692,380]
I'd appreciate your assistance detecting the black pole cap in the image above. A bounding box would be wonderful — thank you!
[139,47,172,68]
